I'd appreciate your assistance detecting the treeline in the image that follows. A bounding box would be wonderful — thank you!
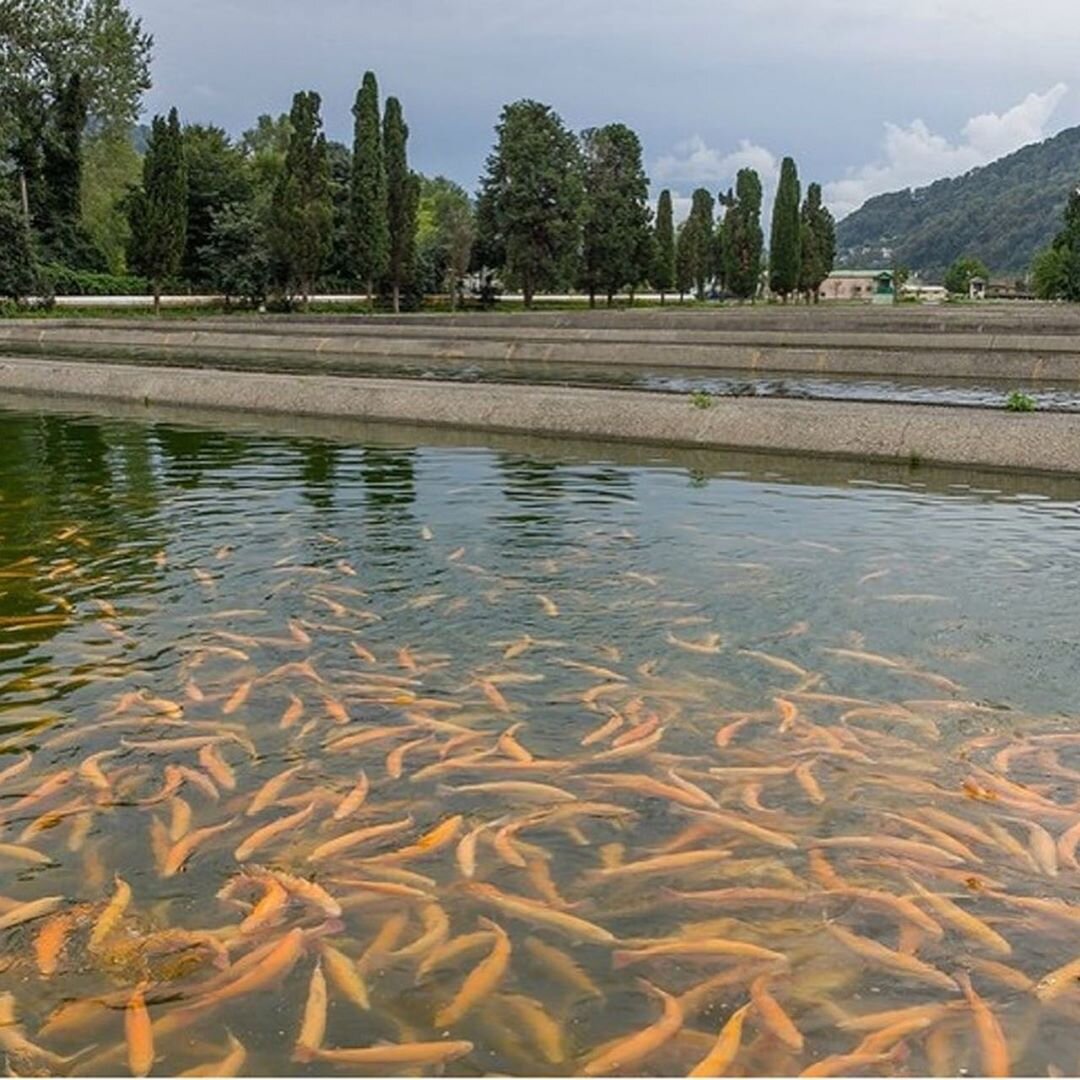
[1,2,837,310]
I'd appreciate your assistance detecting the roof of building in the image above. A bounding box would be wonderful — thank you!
[826,269,894,279]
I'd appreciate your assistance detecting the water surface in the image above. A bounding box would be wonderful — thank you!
[1,404,1079,1076]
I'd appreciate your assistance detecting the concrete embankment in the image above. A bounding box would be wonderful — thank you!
[5,310,1080,380]
[1,355,1077,476]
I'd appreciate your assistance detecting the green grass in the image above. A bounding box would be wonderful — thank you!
[689,390,714,410]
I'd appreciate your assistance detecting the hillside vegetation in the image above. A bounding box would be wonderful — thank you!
[835,126,1080,280]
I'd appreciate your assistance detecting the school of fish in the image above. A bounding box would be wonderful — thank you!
[2,460,1080,1076]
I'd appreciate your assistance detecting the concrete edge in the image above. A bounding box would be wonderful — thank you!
[0,355,1076,476]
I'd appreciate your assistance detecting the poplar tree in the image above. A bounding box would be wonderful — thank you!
[688,187,714,300]
[350,71,388,311]
[578,124,652,306]
[39,73,88,261]
[798,182,835,302]
[270,91,332,308]
[476,100,583,308]
[383,96,418,312]
[652,189,675,303]
[127,107,187,314]
[769,156,801,300]
[723,168,764,301]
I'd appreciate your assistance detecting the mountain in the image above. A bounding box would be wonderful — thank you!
[834,126,1080,281]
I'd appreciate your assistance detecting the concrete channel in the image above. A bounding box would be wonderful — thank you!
[1,354,1077,476]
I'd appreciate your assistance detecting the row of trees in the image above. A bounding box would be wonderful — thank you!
[475,102,835,307]
[1,1,837,309]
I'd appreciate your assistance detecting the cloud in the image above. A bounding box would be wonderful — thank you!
[824,83,1068,219]
[653,135,779,188]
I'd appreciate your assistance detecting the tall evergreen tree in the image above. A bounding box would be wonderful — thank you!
[688,187,714,301]
[350,71,388,311]
[127,106,187,314]
[797,182,835,302]
[769,156,801,300]
[722,168,764,301]
[0,191,37,300]
[578,123,652,307]
[476,100,582,308]
[383,96,417,313]
[39,72,89,262]
[675,218,696,302]
[270,91,332,308]
[1052,186,1080,301]
[652,189,675,303]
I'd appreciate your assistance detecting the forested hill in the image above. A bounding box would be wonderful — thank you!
[835,125,1080,280]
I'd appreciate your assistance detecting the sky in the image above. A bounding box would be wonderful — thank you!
[128,0,1080,222]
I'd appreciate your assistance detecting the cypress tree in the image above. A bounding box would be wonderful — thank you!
[128,107,187,315]
[653,189,675,303]
[675,218,696,302]
[769,156,801,301]
[578,123,652,307]
[477,100,583,308]
[797,182,835,302]
[0,190,37,301]
[270,91,332,308]
[383,96,416,313]
[350,71,388,312]
[689,187,714,300]
[723,168,764,301]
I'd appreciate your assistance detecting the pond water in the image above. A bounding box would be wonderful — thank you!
[2,402,1080,1076]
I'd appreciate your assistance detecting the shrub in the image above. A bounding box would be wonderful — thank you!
[39,263,149,296]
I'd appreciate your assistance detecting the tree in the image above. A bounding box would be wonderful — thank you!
[688,188,714,301]
[269,91,332,308]
[1,0,152,236]
[675,218,696,302]
[943,255,989,296]
[350,71,388,311]
[198,201,269,307]
[1051,186,1080,301]
[1031,245,1069,300]
[81,126,141,273]
[0,191,36,300]
[181,124,251,286]
[722,168,764,301]
[477,100,583,308]
[797,182,835,302]
[127,107,187,314]
[653,189,675,303]
[578,123,652,307]
[383,96,417,313]
[38,72,90,262]
[429,178,474,310]
[769,156,801,300]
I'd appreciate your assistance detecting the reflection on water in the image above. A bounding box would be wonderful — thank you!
[1,404,1080,1076]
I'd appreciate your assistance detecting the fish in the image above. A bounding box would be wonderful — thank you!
[319,941,370,1010]
[125,983,154,1078]
[688,1001,750,1077]
[293,960,327,1062]
[308,1042,473,1066]
[957,970,1009,1077]
[751,973,804,1051]
[164,817,237,876]
[308,816,414,863]
[466,882,615,944]
[613,937,787,966]
[582,981,683,1076]
[235,803,314,861]
[191,927,305,1006]
[0,895,64,932]
[435,917,511,1026]
[178,1032,247,1076]
[89,874,132,950]
[826,923,958,991]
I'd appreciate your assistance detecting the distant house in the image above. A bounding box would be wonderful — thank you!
[818,270,894,302]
